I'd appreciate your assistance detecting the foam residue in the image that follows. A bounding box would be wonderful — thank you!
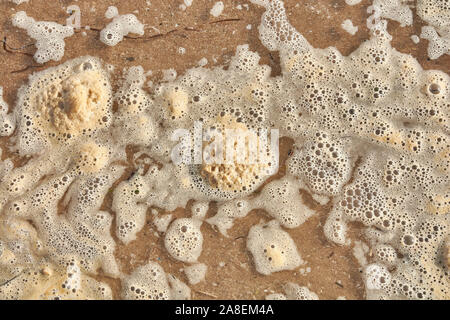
[100,7,144,46]
[247,221,303,275]
[0,150,13,180]
[153,212,174,233]
[446,236,450,268]
[251,177,316,228]
[164,218,203,263]
[420,26,450,59]
[191,201,209,220]
[10,0,29,5]
[267,282,319,300]
[0,0,448,301]
[0,87,16,136]
[122,261,171,300]
[168,274,191,299]
[265,293,287,300]
[0,261,113,299]
[283,282,319,300]
[341,19,358,35]
[184,263,207,285]
[210,2,224,17]
[345,0,362,5]
[11,11,74,63]
[353,240,369,267]
[417,0,450,33]
[373,0,413,27]
[411,34,420,44]
[113,169,151,244]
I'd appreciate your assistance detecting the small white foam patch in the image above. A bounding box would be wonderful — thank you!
[417,0,450,33]
[341,19,358,35]
[282,282,319,300]
[420,26,450,59]
[247,220,303,275]
[0,87,16,136]
[287,135,354,197]
[353,240,369,267]
[11,11,74,63]
[184,263,207,285]
[411,34,420,44]
[66,5,81,30]
[324,160,376,246]
[210,1,224,17]
[105,6,119,19]
[1,0,449,301]
[10,0,29,4]
[251,177,316,228]
[168,275,191,299]
[113,66,157,148]
[311,193,330,205]
[0,261,113,300]
[345,0,362,5]
[373,243,398,266]
[100,8,144,46]
[164,218,203,263]
[191,201,209,220]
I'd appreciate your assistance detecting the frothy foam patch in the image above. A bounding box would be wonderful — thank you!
[373,0,413,27]
[100,7,144,46]
[122,261,171,300]
[210,2,224,17]
[0,87,16,136]
[10,0,29,5]
[247,220,303,275]
[341,19,358,35]
[420,26,450,60]
[345,0,362,5]
[164,218,203,263]
[168,274,191,299]
[266,282,319,300]
[12,11,74,64]
[184,263,207,285]
[0,261,112,300]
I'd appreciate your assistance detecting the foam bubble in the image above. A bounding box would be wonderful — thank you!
[100,9,144,46]
[247,220,303,275]
[12,11,74,63]
[164,218,203,263]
